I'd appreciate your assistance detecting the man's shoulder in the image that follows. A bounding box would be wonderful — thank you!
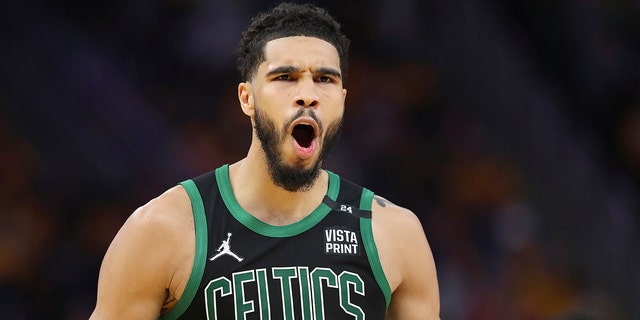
[370,195,416,220]
[369,194,426,247]
[91,185,196,319]
[129,185,194,235]
[368,193,432,296]
[107,185,195,274]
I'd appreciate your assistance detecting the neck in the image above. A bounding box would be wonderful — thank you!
[227,146,328,226]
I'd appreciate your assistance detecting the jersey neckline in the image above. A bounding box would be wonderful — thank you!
[215,164,340,238]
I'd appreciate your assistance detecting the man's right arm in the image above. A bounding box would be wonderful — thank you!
[90,186,192,320]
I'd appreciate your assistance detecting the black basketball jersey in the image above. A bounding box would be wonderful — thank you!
[158,164,391,320]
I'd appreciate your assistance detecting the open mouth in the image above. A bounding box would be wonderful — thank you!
[292,123,316,148]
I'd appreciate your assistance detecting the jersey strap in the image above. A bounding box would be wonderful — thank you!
[321,195,372,218]
[359,187,392,309]
[327,174,393,309]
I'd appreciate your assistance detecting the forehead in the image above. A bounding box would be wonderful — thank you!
[261,36,340,72]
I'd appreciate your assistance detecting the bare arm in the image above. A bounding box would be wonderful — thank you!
[372,197,440,319]
[90,186,194,320]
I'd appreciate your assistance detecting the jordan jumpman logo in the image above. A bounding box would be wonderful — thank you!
[209,232,244,262]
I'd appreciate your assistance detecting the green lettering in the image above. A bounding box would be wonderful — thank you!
[311,267,338,320]
[233,270,255,319]
[204,276,232,320]
[298,267,313,320]
[256,268,271,320]
[339,271,365,319]
[272,267,297,320]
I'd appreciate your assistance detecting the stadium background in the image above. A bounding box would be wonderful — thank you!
[1,0,639,318]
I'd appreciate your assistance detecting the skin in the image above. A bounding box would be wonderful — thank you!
[90,36,440,319]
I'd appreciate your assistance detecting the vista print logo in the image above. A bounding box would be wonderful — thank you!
[324,227,360,256]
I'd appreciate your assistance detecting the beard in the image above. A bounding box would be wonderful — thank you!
[254,106,343,193]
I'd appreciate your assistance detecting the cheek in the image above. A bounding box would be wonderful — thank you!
[329,99,345,118]
[320,87,345,106]
[319,107,344,135]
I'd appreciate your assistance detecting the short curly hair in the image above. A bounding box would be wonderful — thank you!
[236,3,350,82]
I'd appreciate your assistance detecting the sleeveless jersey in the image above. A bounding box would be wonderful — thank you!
[158,164,391,320]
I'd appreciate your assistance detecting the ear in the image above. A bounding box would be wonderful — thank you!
[340,88,347,114]
[238,81,255,117]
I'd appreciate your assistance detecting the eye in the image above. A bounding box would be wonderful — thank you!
[317,75,333,83]
[274,74,292,81]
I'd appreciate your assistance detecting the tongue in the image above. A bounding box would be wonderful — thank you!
[293,137,316,159]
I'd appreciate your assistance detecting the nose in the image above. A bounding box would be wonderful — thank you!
[294,78,319,108]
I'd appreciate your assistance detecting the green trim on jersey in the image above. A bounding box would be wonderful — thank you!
[359,188,392,310]
[215,164,340,238]
[158,180,209,320]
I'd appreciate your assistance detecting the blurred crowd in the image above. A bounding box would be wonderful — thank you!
[1,0,639,319]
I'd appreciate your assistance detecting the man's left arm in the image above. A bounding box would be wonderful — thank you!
[373,198,440,319]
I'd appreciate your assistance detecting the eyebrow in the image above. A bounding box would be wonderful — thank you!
[265,65,342,79]
[316,67,342,79]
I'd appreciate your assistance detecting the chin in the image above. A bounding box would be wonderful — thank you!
[269,156,323,193]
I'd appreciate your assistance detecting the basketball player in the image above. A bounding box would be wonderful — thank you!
[90,3,439,319]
